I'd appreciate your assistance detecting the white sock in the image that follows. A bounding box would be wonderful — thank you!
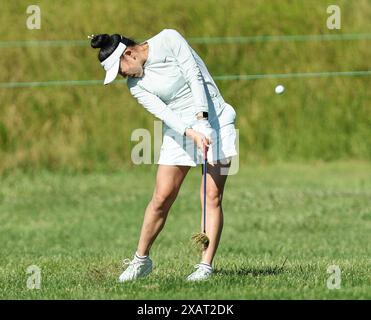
[200,262,213,270]
[135,252,149,260]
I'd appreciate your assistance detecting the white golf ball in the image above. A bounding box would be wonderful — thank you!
[275,85,285,95]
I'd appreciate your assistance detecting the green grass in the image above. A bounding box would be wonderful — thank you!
[1,161,370,299]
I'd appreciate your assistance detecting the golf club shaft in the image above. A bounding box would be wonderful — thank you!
[203,144,208,233]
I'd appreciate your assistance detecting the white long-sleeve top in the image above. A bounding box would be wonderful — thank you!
[127,28,224,136]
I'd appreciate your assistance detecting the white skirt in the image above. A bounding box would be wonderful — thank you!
[157,100,238,167]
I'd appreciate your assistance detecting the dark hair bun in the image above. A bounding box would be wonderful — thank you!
[91,34,112,49]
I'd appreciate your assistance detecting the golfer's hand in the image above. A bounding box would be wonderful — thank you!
[192,119,212,135]
[191,119,213,146]
[185,129,210,150]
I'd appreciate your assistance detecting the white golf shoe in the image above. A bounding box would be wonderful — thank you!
[186,263,213,281]
[118,254,153,282]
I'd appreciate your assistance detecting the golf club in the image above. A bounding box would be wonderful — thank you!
[191,142,210,251]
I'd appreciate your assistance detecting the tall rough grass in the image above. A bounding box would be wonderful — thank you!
[0,0,370,173]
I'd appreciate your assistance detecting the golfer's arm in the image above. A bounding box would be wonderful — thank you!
[128,84,189,136]
[164,29,209,116]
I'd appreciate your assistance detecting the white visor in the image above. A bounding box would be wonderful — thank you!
[101,42,127,85]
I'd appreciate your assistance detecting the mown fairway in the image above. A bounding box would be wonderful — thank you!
[1,162,370,299]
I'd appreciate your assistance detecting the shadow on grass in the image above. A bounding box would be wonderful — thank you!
[215,258,288,277]
[87,262,122,282]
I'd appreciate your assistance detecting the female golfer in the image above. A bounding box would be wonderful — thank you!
[90,29,237,281]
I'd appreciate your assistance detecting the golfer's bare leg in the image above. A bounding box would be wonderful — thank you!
[136,165,191,256]
[200,159,231,265]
